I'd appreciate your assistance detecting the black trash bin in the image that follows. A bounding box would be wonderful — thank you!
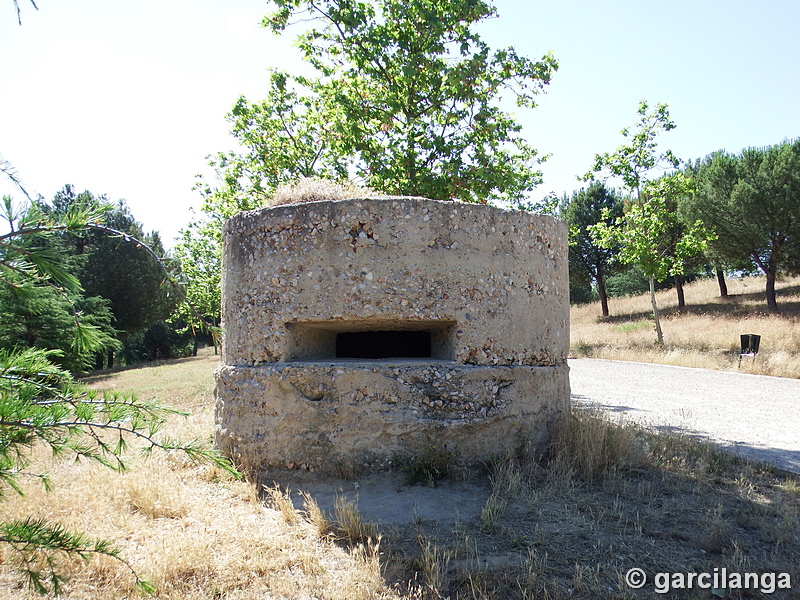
[740,334,761,356]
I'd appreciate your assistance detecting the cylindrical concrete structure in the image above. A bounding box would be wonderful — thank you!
[215,197,569,473]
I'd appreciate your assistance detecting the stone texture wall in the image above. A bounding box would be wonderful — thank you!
[215,197,569,474]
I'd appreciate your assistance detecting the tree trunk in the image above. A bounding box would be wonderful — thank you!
[649,275,664,344]
[596,263,610,317]
[716,266,728,297]
[766,268,779,313]
[107,349,115,369]
[674,274,685,310]
[192,336,199,357]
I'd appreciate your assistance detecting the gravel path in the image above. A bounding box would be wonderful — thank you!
[569,358,800,474]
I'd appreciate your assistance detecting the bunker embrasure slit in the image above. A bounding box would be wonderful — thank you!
[336,330,431,359]
[285,319,456,361]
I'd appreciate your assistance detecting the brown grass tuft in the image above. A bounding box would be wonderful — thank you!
[333,496,379,547]
[268,177,379,207]
[548,407,649,481]
[264,482,300,525]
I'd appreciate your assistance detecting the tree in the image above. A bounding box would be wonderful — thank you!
[1,180,238,593]
[40,188,181,366]
[682,156,749,299]
[80,202,178,339]
[585,101,710,344]
[562,183,623,316]
[262,0,558,204]
[683,141,800,312]
[0,283,120,372]
[197,72,351,220]
[171,218,222,354]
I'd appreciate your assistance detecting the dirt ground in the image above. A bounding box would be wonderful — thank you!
[273,470,492,526]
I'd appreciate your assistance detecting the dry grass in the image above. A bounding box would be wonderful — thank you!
[571,275,800,378]
[268,177,380,207]
[2,349,798,599]
[411,408,800,598]
[0,349,404,600]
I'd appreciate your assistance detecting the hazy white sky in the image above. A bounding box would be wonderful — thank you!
[2,0,798,246]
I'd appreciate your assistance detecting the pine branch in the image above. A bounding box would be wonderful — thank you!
[0,517,153,595]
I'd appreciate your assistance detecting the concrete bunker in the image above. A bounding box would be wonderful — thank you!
[214,197,570,474]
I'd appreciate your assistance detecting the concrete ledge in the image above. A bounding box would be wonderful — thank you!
[214,361,569,474]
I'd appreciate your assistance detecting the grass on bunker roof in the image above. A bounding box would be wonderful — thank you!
[0,349,797,599]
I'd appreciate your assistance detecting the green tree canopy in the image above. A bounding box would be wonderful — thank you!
[562,183,623,316]
[261,0,557,205]
[0,283,119,372]
[683,140,800,312]
[197,72,351,220]
[183,0,558,328]
[586,101,710,343]
[40,187,180,360]
[200,0,558,215]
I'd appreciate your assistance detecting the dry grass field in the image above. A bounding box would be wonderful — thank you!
[1,338,798,598]
[0,352,396,600]
[571,275,800,379]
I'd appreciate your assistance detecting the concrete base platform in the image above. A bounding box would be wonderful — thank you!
[215,361,569,475]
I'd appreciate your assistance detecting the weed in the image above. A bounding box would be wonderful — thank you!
[264,483,299,525]
[300,490,332,537]
[520,547,548,588]
[615,320,650,333]
[571,563,602,594]
[777,478,800,495]
[699,503,732,553]
[548,407,648,481]
[399,444,459,486]
[480,492,507,532]
[333,496,378,546]
[488,456,525,498]
[269,177,377,207]
[417,538,452,595]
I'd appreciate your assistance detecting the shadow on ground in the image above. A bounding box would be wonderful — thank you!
[262,470,492,526]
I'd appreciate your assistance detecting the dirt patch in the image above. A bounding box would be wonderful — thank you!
[265,471,493,526]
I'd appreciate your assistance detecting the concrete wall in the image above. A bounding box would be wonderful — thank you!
[215,197,569,474]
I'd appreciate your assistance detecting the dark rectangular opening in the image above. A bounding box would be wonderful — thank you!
[285,319,456,361]
[336,330,431,359]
